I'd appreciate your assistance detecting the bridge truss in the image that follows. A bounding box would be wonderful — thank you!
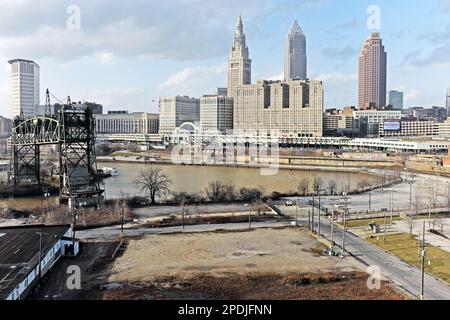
[10,101,104,207]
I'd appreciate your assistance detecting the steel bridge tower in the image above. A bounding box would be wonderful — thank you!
[10,96,104,208]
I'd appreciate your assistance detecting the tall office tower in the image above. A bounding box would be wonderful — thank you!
[284,19,307,81]
[158,96,200,135]
[233,79,323,138]
[228,15,252,96]
[446,87,450,116]
[200,95,234,134]
[389,90,404,109]
[8,59,40,119]
[358,33,387,109]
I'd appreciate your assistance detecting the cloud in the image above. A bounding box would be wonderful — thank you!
[89,87,150,111]
[322,46,359,67]
[314,73,357,83]
[268,73,284,81]
[158,64,227,95]
[0,0,274,63]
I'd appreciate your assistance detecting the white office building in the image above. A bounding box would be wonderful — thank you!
[353,109,402,136]
[9,59,40,119]
[159,96,200,135]
[200,95,233,133]
[95,111,159,135]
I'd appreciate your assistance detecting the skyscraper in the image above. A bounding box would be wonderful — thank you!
[358,33,387,109]
[228,15,252,96]
[284,19,307,81]
[8,59,40,119]
[389,90,404,109]
[446,87,450,116]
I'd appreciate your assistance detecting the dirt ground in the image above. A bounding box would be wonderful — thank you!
[108,228,358,283]
[100,272,405,300]
[99,227,404,300]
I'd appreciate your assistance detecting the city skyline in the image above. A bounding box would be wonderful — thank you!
[0,0,450,117]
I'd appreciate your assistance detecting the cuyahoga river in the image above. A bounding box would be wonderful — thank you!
[101,162,379,199]
[0,162,380,207]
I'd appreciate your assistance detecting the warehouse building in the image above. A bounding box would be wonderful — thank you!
[0,225,79,300]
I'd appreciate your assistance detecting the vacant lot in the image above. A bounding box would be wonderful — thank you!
[109,228,358,283]
[101,228,405,300]
[368,233,450,284]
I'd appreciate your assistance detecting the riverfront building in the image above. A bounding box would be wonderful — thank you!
[232,79,323,137]
[0,116,12,138]
[0,225,79,300]
[9,59,40,119]
[95,111,159,135]
[200,95,234,133]
[158,96,200,135]
[353,109,401,137]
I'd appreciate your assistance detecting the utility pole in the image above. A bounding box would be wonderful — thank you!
[420,221,426,300]
[295,198,298,227]
[36,232,47,282]
[368,184,372,212]
[312,194,315,233]
[383,208,387,244]
[308,210,311,231]
[318,190,321,238]
[447,182,450,211]
[330,199,335,244]
[121,201,125,239]
[341,192,350,253]
[390,190,394,224]
[409,180,414,210]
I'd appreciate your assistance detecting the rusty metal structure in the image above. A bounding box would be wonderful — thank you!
[10,94,104,207]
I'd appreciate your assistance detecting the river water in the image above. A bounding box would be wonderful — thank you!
[0,162,380,208]
[100,162,379,200]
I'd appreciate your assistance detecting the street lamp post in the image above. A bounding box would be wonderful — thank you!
[368,184,372,212]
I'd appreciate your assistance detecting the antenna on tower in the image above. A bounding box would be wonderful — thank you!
[45,89,51,116]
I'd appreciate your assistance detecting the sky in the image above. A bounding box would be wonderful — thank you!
[0,0,450,118]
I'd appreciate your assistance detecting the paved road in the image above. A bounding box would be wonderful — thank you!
[292,211,450,300]
[75,220,291,241]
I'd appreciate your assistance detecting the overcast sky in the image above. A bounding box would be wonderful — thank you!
[0,0,450,117]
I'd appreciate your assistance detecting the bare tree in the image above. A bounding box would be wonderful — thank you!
[205,180,227,202]
[298,178,309,196]
[136,168,172,204]
[313,176,323,193]
[328,179,337,195]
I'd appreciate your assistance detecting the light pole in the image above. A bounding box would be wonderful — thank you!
[420,221,426,300]
[36,232,47,282]
[409,180,414,210]
[368,184,372,212]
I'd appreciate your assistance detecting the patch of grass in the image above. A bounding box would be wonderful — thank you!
[340,217,403,228]
[109,151,144,157]
[368,233,450,284]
